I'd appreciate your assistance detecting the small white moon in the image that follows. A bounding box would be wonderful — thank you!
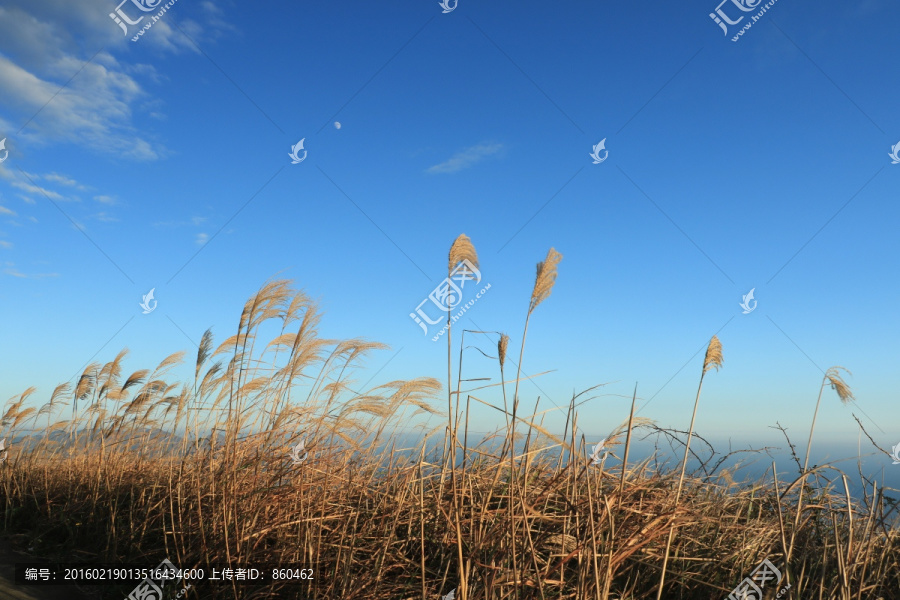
[334,122,341,129]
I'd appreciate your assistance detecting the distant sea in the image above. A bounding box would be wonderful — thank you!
[386,432,900,510]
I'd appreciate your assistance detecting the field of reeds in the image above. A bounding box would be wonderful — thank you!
[1,235,898,600]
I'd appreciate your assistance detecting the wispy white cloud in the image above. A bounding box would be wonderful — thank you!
[0,1,235,161]
[10,178,69,202]
[0,240,12,249]
[1,167,118,226]
[0,205,15,216]
[0,51,160,160]
[3,265,58,279]
[43,172,87,190]
[153,215,212,229]
[195,232,209,245]
[426,142,505,174]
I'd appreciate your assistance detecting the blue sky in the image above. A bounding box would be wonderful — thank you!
[0,0,898,465]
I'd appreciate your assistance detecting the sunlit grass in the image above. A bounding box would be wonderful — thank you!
[1,242,897,600]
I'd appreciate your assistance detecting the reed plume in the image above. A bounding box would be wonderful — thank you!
[449,233,479,274]
[703,335,723,373]
[513,248,561,417]
[497,333,510,425]
[497,333,511,452]
[196,328,213,383]
[528,248,562,314]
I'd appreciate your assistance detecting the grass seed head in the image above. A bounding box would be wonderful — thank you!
[529,248,562,314]
[825,366,854,404]
[196,328,214,379]
[449,234,479,274]
[703,335,723,373]
[498,334,509,369]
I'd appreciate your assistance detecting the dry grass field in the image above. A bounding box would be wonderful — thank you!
[1,236,897,599]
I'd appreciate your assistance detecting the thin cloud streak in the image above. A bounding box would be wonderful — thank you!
[426,142,505,174]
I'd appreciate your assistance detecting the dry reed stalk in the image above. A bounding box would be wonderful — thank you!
[512,248,562,423]
[619,383,638,500]
[583,441,603,600]
[419,446,427,600]
[521,395,541,479]
[498,333,510,446]
[443,234,478,600]
[507,248,561,599]
[655,335,722,600]
[789,367,854,561]
[447,234,479,455]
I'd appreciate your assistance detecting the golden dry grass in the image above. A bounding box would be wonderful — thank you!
[0,256,897,600]
[449,234,479,274]
[528,248,562,315]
